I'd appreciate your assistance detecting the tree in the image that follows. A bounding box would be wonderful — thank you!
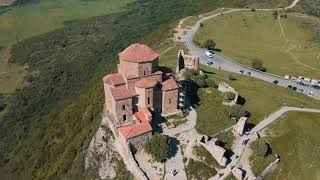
[251,139,271,157]
[252,58,266,72]
[229,104,248,119]
[145,134,170,162]
[202,39,216,50]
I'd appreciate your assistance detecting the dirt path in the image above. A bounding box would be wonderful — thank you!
[278,14,320,71]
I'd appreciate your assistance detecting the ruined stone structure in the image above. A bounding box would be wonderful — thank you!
[234,117,247,136]
[218,82,239,106]
[199,136,227,167]
[103,44,180,151]
[176,50,199,74]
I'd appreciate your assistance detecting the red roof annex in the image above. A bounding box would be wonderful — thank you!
[161,78,179,91]
[103,73,125,86]
[119,44,160,63]
[118,108,152,139]
[111,87,138,100]
[135,78,158,88]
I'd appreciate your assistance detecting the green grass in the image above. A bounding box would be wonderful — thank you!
[194,11,320,79]
[264,112,320,180]
[193,144,222,168]
[159,43,320,135]
[250,138,276,176]
[0,47,28,93]
[216,130,235,150]
[0,0,134,46]
[185,158,217,180]
[202,66,320,125]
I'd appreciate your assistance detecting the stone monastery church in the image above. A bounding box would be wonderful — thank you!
[103,43,199,151]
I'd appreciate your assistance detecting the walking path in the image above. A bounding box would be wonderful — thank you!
[214,106,320,180]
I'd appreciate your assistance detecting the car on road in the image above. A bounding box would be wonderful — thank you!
[240,70,244,74]
[247,72,251,76]
[287,85,293,90]
[292,86,297,91]
[297,89,304,93]
[308,92,315,97]
[207,61,213,66]
[205,51,213,58]
[273,80,279,85]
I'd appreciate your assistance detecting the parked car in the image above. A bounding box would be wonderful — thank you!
[308,92,315,97]
[207,61,213,66]
[273,80,279,85]
[247,72,251,76]
[292,87,297,91]
[240,70,244,74]
[297,89,304,93]
[205,51,213,58]
[287,85,293,89]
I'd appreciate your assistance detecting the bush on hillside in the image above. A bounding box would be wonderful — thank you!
[252,58,266,72]
[251,139,271,157]
[202,39,216,50]
[228,104,248,119]
[145,134,170,162]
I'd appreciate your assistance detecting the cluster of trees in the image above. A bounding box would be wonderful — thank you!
[145,134,170,162]
[185,69,217,88]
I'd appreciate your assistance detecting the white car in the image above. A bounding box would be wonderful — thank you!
[205,51,213,58]
[308,92,314,96]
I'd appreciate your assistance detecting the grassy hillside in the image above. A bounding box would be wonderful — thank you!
[0,0,134,46]
[194,11,320,78]
[159,43,320,134]
[264,112,320,180]
[0,0,279,179]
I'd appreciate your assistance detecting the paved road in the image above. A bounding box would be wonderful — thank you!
[179,0,320,100]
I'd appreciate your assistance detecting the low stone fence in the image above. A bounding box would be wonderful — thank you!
[256,158,280,180]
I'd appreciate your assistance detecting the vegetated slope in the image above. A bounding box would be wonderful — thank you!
[0,0,262,179]
[265,112,320,180]
[293,0,320,17]
[0,0,134,45]
[0,0,295,179]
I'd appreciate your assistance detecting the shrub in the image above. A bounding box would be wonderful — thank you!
[145,134,170,162]
[0,102,6,112]
[224,92,236,101]
[202,39,216,50]
[205,78,217,88]
[228,74,236,81]
[252,58,266,72]
[229,104,248,119]
[251,139,271,157]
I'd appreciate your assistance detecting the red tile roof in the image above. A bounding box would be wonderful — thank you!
[161,78,178,91]
[119,44,160,63]
[135,78,158,88]
[118,110,153,139]
[103,73,125,86]
[136,107,152,122]
[111,87,138,100]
